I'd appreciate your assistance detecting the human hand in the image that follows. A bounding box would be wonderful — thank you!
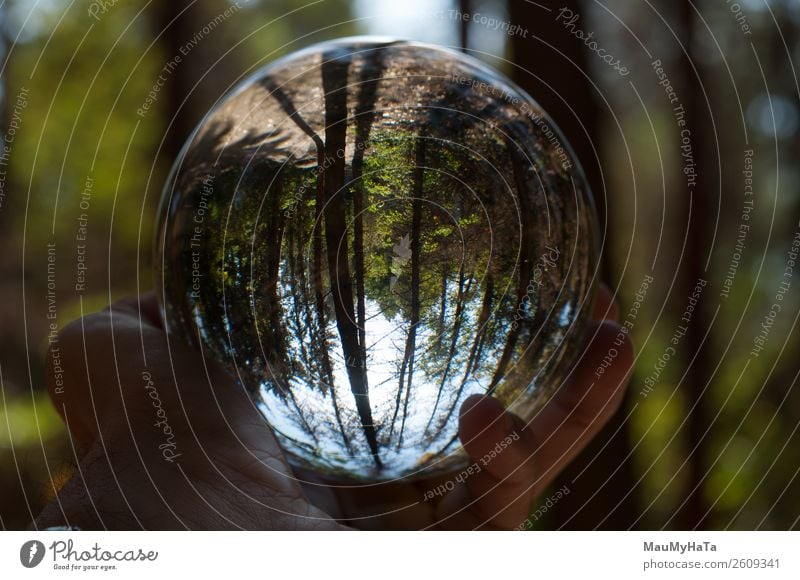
[300,284,634,529]
[35,286,632,530]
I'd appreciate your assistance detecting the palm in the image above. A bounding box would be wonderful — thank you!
[38,290,631,530]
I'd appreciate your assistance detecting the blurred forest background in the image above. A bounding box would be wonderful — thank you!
[2,0,799,529]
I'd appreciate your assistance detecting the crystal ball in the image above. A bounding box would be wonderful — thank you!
[155,38,598,482]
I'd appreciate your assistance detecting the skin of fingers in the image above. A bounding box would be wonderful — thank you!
[431,395,537,529]
[47,293,163,448]
[44,285,629,530]
[432,285,632,529]
[305,284,630,529]
[53,295,255,461]
[432,322,632,530]
[307,285,624,529]
[525,320,633,492]
[593,283,620,322]
[43,294,339,529]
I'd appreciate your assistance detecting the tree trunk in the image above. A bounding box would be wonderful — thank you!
[675,0,712,530]
[395,136,425,446]
[510,0,638,529]
[151,0,241,164]
[321,50,380,467]
[459,0,471,51]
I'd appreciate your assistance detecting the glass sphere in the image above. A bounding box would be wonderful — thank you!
[155,38,598,482]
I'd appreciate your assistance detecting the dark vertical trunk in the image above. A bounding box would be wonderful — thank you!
[0,13,11,223]
[321,51,381,467]
[459,0,471,52]
[0,3,41,529]
[353,154,367,356]
[392,136,425,446]
[260,175,286,362]
[432,272,494,436]
[487,143,532,393]
[291,207,352,453]
[258,79,354,452]
[152,0,240,164]
[285,388,321,447]
[309,280,352,454]
[464,274,494,379]
[676,0,712,530]
[311,128,337,449]
[510,0,638,529]
[351,47,387,358]
[508,0,605,225]
[437,265,449,338]
[424,264,467,432]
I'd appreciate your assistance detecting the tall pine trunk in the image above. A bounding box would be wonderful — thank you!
[509,0,638,529]
[675,0,712,530]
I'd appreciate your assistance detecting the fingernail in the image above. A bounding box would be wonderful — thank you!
[460,394,484,417]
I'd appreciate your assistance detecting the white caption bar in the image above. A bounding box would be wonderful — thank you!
[1,531,798,579]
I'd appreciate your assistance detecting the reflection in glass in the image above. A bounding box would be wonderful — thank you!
[156,38,598,481]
